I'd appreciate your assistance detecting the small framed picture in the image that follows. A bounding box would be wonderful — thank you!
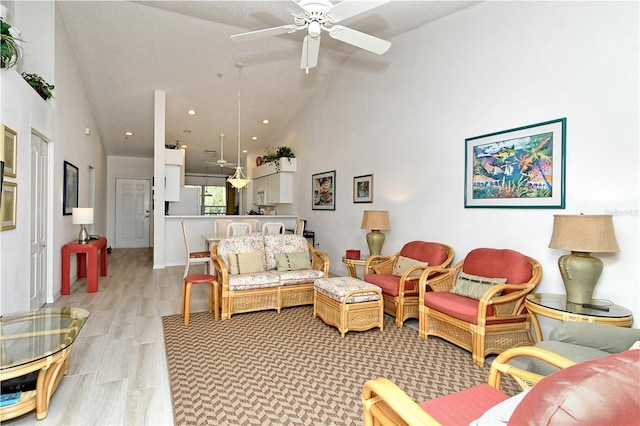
[353,174,373,203]
[1,181,17,231]
[63,161,79,215]
[312,170,336,210]
[2,124,17,178]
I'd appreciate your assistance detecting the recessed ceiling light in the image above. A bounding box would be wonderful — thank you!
[124,131,133,136]
[183,129,192,134]
[187,109,196,115]
[181,144,188,149]
[262,119,270,124]
[251,136,258,141]
[242,149,248,154]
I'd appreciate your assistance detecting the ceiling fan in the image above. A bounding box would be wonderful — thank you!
[205,133,237,169]
[231,0,392,70]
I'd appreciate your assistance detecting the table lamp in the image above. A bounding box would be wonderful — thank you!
[361,210,390,256]
[72,207,93,244]
[548,214,619,304]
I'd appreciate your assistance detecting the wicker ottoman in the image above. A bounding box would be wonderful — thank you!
[314,277,384,338]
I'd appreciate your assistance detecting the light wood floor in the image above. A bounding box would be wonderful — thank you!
[5,248,212,426]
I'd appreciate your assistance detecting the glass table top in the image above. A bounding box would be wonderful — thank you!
[526,293,632,318]
[1,307,90,370]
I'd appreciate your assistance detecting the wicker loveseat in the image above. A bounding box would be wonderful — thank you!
[211,234,330,319]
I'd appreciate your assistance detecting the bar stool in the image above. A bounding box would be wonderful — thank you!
[181,274,219,325]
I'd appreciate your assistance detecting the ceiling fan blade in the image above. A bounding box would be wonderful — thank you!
[300,35,320,69]
[328,25,390,55]
[326,0,390,22]
[231,24,299,42]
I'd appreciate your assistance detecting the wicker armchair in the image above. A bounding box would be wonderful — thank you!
[418,248,542,366]
[362,346,577,426]
[364,241,454,327]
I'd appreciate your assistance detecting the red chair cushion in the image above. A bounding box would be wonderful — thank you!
[463,248,532,284]
[400,241,448,265]
[364,274,418,297]
[508,350,640,425]
[423,292,525,325]
[419,384,509,426]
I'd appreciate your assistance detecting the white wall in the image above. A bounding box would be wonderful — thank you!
[279,1,639,330]
[0,3,108,314]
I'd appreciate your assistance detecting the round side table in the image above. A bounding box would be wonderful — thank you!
[525,293,633,342]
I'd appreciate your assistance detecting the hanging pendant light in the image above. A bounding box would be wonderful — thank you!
[227,62,251,189]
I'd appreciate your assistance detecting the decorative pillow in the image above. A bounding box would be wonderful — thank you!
[275,251,311,272]
[392,256,429,277]
[228,251,265,274]
[470,389,531,426]
[450,271,506,300]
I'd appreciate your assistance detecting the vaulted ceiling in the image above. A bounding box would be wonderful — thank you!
[57,1,478,174]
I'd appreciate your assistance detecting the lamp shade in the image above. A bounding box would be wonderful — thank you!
[549,214,619,253]
[72,208,94,225]
[361,210,390,231]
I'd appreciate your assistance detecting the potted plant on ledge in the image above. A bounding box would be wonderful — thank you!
[21,72,55,101]
[1,18,23,69]
[262,145,296,172]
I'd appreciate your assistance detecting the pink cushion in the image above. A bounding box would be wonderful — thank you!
[364,274,418,297]
[508,350,640,425]
[184,274,216,283]
[419,384,509,426]
[463,248,532,284]
[423,292,525,325]
[400,241,448,265]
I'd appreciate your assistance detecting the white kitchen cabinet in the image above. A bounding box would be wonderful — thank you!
[254,173,293,205]
[165,165,181,201]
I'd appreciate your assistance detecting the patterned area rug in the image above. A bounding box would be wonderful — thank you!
[162,306,519,425]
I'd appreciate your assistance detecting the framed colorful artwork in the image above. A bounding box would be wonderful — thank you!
[1,181,17,231]
[2,124,17,178]
[312,170,336,210]
[464,118,566,208]
[353,174,373,203]
[63,161,79,215]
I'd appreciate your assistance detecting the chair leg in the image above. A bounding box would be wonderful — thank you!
[180,279,187,318]
[208,281,214,314]
[184,281,192,326]
[213,281,220,321]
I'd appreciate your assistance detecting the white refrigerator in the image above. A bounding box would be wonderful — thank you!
[168,186,201,215]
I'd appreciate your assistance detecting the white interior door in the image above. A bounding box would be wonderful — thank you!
[30,133,48,309]
[115,178,151,248]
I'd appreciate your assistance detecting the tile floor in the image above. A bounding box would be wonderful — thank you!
[4,248,213,426]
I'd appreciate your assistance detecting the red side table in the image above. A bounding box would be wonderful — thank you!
[61,237,108,294]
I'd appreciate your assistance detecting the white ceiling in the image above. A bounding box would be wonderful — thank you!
[57,0,478,174]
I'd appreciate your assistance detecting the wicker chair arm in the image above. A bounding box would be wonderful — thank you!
[362,377,441,426]
[477,283,537,319]
[366,255,396,275]
[488,346,576,391]
[418,268,457,298]
[210,254,230,291]
[309,244,330,277]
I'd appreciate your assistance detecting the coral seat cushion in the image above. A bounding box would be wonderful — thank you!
[463,248,531,284]
[424,292,525,325]
[419,384,509,426]
[364,274,417,297]
[400,241,447,264]
[508,350,640,426]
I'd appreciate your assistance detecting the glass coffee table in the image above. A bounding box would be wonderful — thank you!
[526,293,633,342]
[0,307,89,421]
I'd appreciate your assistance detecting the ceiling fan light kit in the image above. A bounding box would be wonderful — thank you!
[231,0,392,70]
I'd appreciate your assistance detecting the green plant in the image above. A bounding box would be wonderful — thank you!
[21,72,55,100]
[1,18,23,69]
[263,145,295,172]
